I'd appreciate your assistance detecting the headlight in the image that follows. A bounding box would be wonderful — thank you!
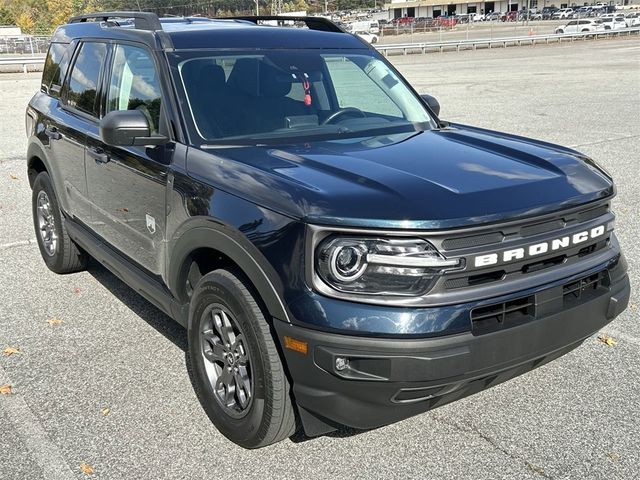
[316,237,461,296]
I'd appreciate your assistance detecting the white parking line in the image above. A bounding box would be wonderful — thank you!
[0,365,76,480]
[0,239,34,250]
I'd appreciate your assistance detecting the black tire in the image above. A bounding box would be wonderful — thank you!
[32,171,87,274]
[188,269,296,448]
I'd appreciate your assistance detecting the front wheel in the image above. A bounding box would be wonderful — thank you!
[32,172,87,273]
[187,269,296,448]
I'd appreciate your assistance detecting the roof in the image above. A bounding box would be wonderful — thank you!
[51,13,367,51]
[166,23,365,50]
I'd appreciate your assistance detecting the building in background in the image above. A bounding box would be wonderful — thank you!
[383,0,639,17]
[0,26,22,36]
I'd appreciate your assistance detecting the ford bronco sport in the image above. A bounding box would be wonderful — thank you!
[26,12,630,448]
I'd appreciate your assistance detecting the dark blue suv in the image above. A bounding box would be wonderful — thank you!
[26,12,630,448]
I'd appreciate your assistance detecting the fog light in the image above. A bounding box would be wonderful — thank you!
[335,357,349,371]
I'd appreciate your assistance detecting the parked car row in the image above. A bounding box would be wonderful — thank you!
[555,13,638,33]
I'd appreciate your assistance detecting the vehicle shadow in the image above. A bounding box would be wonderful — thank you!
[86,259,188,352]
[289,426,371,443]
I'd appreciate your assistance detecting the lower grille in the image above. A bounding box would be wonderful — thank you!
[471,270,608,335]
[471,296,535,334]
[563,271,609,307]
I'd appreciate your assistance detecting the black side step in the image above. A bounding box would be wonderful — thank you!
[65,219,187,327]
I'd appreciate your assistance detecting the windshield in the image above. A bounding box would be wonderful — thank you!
[171,50,435,145]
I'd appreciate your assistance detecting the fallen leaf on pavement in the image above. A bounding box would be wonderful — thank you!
[100,407,110,417]
[116,207,129,213]
[79,463,94,475]
[607,452,620,462]
[598,335,617,346]
[629,303,637,310]
[47,318,63,326]
[2,346,20,356]
[73,287,81,294]
[0,384,13,395]
[9,174,18,180]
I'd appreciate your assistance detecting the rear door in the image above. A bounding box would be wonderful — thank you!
[85,42,171,275]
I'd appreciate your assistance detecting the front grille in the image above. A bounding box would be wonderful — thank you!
[436,202,613,293]
[440,203,610,253]
[520,219,565,237]
[441,232,504,250]
[577,204,610,223]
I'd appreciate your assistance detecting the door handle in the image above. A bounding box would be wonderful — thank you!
[45,126,62,141]
[87,146,110,164]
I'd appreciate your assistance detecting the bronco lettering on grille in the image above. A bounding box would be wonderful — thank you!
[474,225,606,268]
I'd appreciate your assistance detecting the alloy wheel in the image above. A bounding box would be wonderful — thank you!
[36,190,57,256]
[200,304,253,418]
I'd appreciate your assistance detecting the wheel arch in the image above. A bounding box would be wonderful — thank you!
[168,219,291,325]
[27,141,51,188]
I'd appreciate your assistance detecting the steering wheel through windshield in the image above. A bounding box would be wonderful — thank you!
[322,107,367,125]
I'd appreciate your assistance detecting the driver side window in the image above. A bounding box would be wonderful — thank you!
[106,44,162,134]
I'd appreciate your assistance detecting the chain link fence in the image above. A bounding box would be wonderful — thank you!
[0,36,51,55]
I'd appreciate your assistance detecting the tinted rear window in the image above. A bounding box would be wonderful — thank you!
[42,42,71,97]
[66,42,107,116]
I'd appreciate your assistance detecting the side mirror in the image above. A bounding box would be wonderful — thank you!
[100,110,168,147]
[420,94,441,117]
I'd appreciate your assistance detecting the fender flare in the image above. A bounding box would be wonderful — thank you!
[168,218,291,324]
[27,140,51,183]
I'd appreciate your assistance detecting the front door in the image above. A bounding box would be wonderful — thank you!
[54,41,107,222]
[85,43,171,276]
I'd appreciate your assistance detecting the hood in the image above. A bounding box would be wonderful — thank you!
[187,125,614,229]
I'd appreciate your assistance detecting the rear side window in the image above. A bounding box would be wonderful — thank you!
[66,42,107,116]
[106,44,163,134]
[42,42,70,97]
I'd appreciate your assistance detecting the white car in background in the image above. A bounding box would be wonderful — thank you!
[624,13,640,27]
[598,16,627,30]
[552,8,574,19]
[555,19,605,34]
[355,31,379,44]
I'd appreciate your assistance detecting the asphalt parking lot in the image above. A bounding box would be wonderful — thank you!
[1,38,639,480]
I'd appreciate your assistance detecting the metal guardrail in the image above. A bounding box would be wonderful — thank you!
[0,26,638,72]
[375,26,640,55]
[0,55,46,73]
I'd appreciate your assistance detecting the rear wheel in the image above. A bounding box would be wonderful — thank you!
[187,269,296,448]
[32,172,87,273]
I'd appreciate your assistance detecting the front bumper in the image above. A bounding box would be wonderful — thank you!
[274,260,630,435]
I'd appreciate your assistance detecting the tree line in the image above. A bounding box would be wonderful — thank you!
[0,0,377,34]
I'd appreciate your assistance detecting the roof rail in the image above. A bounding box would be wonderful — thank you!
[221,16,345,33]
[68,11,162,31]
